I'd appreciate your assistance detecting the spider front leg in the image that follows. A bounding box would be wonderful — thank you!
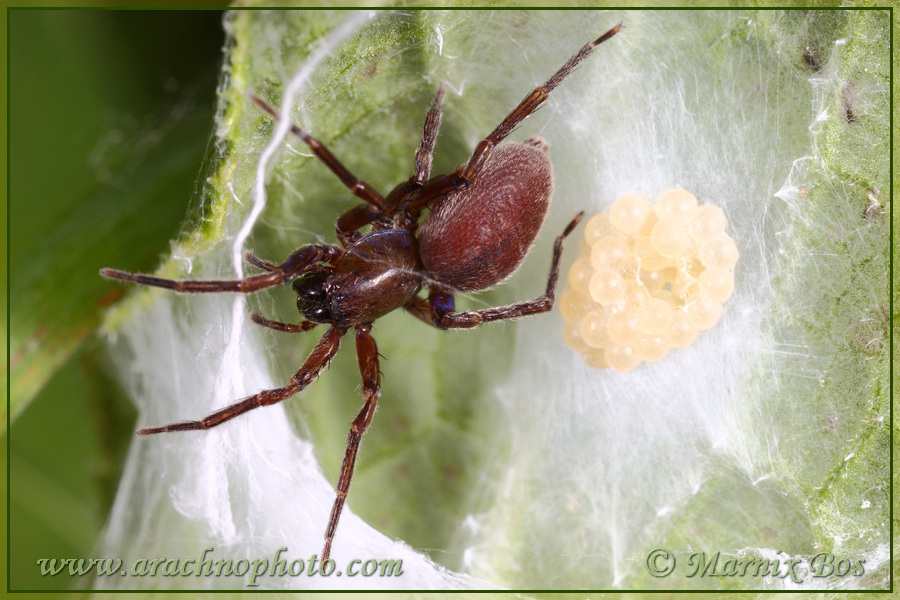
[321,323,380,563]
[243,251,280,273]
[401,23,623,217]
[138,327,344,434]
[251,95,386,211]
[413,84,445,186]
[249,313,317,334]
[100,244,343,294]
[338,85,447,241]
[408,212,583,329]
[251,94,393,248]
[458,23,623,182]
[335,204,381,248]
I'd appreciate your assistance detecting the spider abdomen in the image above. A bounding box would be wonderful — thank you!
[418,138,553,293]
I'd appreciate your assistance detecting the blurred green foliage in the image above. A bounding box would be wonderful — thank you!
[8,10,224,590]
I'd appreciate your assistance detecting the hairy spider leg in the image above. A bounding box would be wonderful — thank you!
[243,251,280,272]
[138,326,344,434]
[334,204,382,247]
[403,22,624,216]
[249,312,318,333]
[338,85,447,242]
[459,22,624,181]
[321,323,380,564]
[251,94,392,249]
[251,95,386,211]
[413,84,445,186]
[100,244,343,294]
[241,250,328,332]
[375,85,446,224]
[405,212,583,329]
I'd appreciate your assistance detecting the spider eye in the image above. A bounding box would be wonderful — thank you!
[292,273,328,303]
[292,273,333,324]
[304,305,332,322]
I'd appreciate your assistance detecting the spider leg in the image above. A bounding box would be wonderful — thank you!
[339,85,446,240]
[415,212,583,329]
[244,251,279,272]
[413,84,445,186]
[402,23,622,217]
[335,204,380,248]
[321,323,380,563]
[403,295,434,326]
[100,244,343,294]
[459,23,623,182]
[138,327,344,434]
[250,312,318,333]
[251,94,386,211]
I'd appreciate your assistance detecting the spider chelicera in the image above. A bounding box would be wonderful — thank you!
[101,22,623,563]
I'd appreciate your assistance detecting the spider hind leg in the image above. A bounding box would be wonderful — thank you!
[321,323,380,563]
[137,327,344,434]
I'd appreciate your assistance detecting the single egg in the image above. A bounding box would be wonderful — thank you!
[654,187,698,222]
[607,308,641,346]
[686,296,724,330]
[667,309,699,348]
[609,193,652,235]
[689,204,727,241]
[698,268,735,302]
[699,234,739,270]
[580,310,612,348]
[567,256,594,290]
[589,269,626,306]
[651,219,698,260]
[584,212,613,245]
[591,235,632,272]
[605,344,642,372]
[637,298,674,336]
[559,288,594,323]
[633,335,669,362]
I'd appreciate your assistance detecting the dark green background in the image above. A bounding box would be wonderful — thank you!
[8,10,225,591]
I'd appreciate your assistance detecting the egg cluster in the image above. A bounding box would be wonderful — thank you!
[561,188,738,371]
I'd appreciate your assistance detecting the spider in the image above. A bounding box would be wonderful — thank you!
[101,22,623,564]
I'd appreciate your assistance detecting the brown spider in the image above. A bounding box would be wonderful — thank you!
[101,22,623,563]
